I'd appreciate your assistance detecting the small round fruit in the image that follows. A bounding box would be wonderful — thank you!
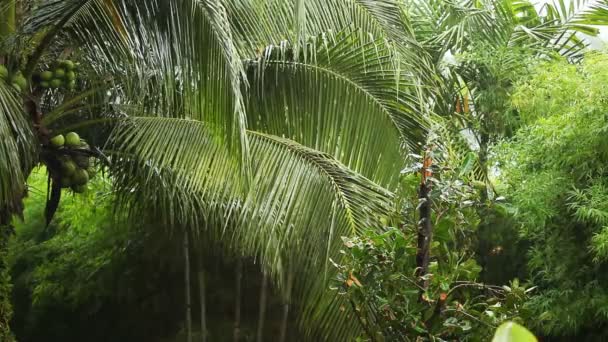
[50,134,65,147]
[71,184,87,193]
[40,70,53,81]
[11,83,21,92]
[53,68,66,79]
[62,60,75,71]
[71,169,89,185]
[40,81,50,88]
[0,65,8,80]
[50,79,62,88]
[60,159,77,176]
[66,71,76,81]
[67,80,76,90]
[11,74,27,89]
[65,132,81,147]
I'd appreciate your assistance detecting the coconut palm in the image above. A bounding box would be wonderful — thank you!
[0,0,441,340]
[2,0,607,341]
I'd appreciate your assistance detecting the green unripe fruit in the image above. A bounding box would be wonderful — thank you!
[40,70,53,81]
[65,132,81,147]
[380,217,389,226]
[40,81,50,88]
[71,169,89,186]
[60,159,77,176]
[50,79,62,88]
[54,68,66,79]
[50,134,65,147]
[66,71,76,81]
[11,83,21,92]
[0,65,7,80]
[71,184,87,193]
[11,74,27,90]
[62,60,75,71]
[67,80,76,90]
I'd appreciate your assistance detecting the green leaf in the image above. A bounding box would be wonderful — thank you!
[492,322,537,342]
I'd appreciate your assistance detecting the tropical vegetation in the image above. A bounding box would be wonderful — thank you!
[1,0,608,341]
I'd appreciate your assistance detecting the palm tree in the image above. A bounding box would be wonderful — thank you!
[0,0,439,340]
[2,1,606,340]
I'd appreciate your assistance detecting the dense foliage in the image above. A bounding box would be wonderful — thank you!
[496,53,608,338]
[2,0,608,341]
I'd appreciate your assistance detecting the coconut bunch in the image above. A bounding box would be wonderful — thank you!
[36,59,79,90]
[0,64,28,93]
[47,132,96,193]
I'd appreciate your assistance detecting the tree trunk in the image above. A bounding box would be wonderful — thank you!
[416,152,433,298]
[256,273,268,342]
[233,258,243,342]
[183,233,192,342]
[278,271,293,342]
[198,253,207,342]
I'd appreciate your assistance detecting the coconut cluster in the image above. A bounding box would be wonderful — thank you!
[0,65,27,93]
[37,60,79,90]
[49,132,96,193]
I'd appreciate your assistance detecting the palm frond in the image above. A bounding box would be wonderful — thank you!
[0,83,36,218]
[245,29,429,188]
[103,115,393,339]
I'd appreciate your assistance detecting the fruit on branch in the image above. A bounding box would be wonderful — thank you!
[65,132,81,147]
[71,169,89,186]
[61,60,75,71]
[50,134,65,147]
[40,70,53,81]
[66,71,76,81]
[50,79,62,88]
[60,159,77,176]
[53,68,66,79]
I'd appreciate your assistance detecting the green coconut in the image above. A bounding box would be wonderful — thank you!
[65,132,81,147]
[40,70,53,81]
[60,159,77,176]
[71,169,89,186]
[67,80,76,90]
[11,74,27,90]
[71,184,87,193]
[50,134,65,147]
[66,71,76,81]
[50,79,63,88]
[0,65,8,80]
[62,60,75,71]
[53,68,66,79]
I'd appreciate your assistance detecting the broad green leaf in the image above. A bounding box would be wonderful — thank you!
[492,322,537,342]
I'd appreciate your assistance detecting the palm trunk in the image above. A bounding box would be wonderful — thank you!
[198,253,207,342]
[183,233,192,342]
[256,273,268,342]
[233,258,243,342]
[278,272,293,342]
[416,152,433,297]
